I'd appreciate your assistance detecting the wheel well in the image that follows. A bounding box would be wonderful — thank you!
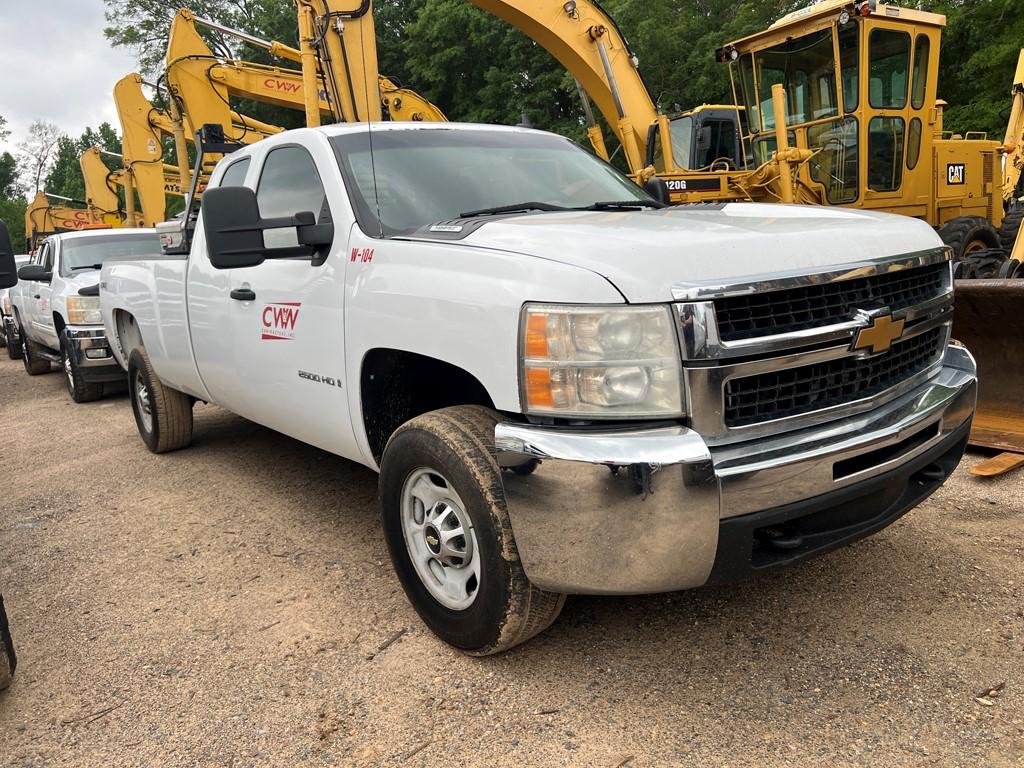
[112,309,143,361]
[361,349,494,463]
[53,312,65,335]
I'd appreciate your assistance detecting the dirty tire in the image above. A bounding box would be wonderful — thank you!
[380,405,565,655]
[938,216,1000,261]
[4,324,20,360]
[61,338,104,403]
[0,595,15,691]
[127,347,193,454]
[997,208,1024,253]
[952,247,1006,279]
[21,335,51,375]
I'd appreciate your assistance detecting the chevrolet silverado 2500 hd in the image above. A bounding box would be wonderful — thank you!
[99,123,977,655]
[11,228,159,402]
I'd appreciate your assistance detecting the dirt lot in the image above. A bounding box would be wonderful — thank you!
[0,354,1021,767]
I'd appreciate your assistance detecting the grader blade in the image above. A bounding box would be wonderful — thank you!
[953,279,1024,453]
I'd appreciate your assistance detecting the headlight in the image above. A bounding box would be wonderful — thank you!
[520,304,684,418]
[66,296,102,325]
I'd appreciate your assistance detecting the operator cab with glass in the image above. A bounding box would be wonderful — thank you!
[718,0,959,218]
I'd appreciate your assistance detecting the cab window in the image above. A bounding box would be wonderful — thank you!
[219,157,251,188]
[839,23,859,112]
[868,116,905,191]
[911,35,929,110]
[809,118,859,203]
[869,29,910,109]
[39,242,53,272]
[754,28,839,129]
[256,146,331,250]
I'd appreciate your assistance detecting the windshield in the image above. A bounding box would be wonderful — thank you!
[330,129,651,237]
[668,116,694,169]
[739,28,839,132]
[60,233,160,275]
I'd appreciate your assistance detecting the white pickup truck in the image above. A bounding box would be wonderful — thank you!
[10,228,159,401]
[100,123,977,654]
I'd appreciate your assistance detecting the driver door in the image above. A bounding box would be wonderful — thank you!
[223,142,358,458]
[27,240,58,349]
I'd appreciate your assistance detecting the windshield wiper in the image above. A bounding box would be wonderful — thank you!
[459,202,569,218]
[69,263,104,271]
[573,200,667,211]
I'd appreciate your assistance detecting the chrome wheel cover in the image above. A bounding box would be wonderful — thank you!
[134,371,153,433]
[400,468,480,611]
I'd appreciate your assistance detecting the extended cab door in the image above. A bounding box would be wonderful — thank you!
[25,239,58,349]
[190,138,359,458]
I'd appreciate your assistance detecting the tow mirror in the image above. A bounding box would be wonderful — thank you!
[18,264,52,283]
[0,221,16,290]
[643,177,671,205]
[202,186,334,270]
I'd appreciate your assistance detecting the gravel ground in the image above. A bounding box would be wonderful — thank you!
[0,354,1021,767]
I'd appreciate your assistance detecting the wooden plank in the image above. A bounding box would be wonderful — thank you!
[970,452,1024,477]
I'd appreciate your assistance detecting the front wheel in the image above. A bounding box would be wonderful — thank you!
[127,347,193,453]
[21,335,51,375]
[61,339,103,403]
[380,406,565,655]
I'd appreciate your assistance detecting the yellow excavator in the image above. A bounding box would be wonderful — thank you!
[22,191,118,251]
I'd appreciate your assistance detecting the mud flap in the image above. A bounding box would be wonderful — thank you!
[953,279,1024,453]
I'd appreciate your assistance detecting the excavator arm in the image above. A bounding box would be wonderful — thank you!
[467,0,659,173]
[24,191,117,250]
[79,147,123,217]
[1001,49,1024,205]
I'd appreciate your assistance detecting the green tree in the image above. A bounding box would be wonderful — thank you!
[44,123,123,202]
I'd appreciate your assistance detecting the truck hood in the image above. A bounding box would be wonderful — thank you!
[63,271,101,293]
[454,203,942,303]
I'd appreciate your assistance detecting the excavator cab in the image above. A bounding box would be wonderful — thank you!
[649,106,749,172]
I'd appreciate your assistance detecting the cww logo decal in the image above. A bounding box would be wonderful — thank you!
[261,302,301,341]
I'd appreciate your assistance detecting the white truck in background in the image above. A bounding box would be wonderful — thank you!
[99,122,977,654]
[9,229,159,402]
[1,252,30,358]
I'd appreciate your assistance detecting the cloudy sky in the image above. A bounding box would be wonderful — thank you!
[0,1,137,154]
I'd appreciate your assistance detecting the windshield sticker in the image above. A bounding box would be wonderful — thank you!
[261,302,301,341]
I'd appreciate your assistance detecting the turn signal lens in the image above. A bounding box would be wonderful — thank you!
[520,304,684,419]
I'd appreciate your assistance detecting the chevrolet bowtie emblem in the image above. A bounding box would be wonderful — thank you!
[852,311,905,354]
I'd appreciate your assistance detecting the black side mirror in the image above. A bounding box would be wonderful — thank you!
[202,186,334,270]
[0,221,16,290]
[643,177,671,205]
[18,264,53,282]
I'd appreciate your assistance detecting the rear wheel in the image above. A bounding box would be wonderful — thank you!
[61,338,103,403]
[21,335,51,375]
[939,216,1000,262]
[379,406,565,655]
[4,323,21,360]
[127,347,193,453]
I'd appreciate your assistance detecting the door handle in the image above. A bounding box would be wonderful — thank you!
[230,288,256,302]
[33,294,40,299]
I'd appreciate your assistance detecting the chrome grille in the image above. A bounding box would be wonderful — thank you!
[723,327,945,427]
[714,262,947,341]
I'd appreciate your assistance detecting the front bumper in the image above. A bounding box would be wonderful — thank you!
[62,326,125,383]
[495,345,977,595]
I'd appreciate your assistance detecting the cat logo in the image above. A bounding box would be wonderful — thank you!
[947,163,966,185]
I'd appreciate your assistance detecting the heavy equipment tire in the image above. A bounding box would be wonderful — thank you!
[61,338,104,403]
[127,347,193,454]
[380,405,566,655]
[938,216,1000,261]
[21,335,51,376]
[997,208,1024,253]
[997,259,1024,279]
[953,248,1007,279]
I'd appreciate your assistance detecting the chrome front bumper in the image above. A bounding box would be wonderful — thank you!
[496,345,977,595]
